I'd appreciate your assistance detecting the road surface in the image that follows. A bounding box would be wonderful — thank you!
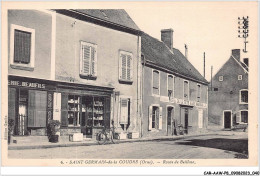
[8,133,248,159]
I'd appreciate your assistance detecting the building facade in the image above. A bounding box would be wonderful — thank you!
[8,9,142,139]
[141,30,209,137]
[208,49,248,129]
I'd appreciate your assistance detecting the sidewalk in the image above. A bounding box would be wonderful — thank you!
[8,130,246,150]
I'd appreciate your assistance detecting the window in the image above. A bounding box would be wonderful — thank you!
[238,75,243,80]
[219,76,223,81]
[10,24,35,70]
[240,90,248,104]
[167,75,174,99]
[243,58,248,67]
[197,84,201,102]
[80,41,97,77]
[119,51,133,82]
[148,106,162,130]
[183,80,189,100]
[152,70,160,95]
[214,88,218,91]
[241,111,248,123]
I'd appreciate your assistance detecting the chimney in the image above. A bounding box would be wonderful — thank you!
[161,29,173,49]
[185,44,188,59]
[231,49,240,61]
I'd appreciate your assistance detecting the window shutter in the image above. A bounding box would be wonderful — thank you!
[119,53,122,79]
[8,88,16,122]
[53,93,61,121]
[159,107,163,130]
[61,93,68,127]
[148,106,152,130]
[236,112,241,123]
[35,91,47,127]
[127,55,132,81]
[198,109,203,128]
[121,54,127,80]
[120,98,128,124]
[82,45,91,75]
[91,46,97,77]
[14,30,31,64]
[28,90,36,127]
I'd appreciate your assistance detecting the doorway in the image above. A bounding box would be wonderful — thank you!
[184,108,189,134]
[224,111,231,128]
[167,107,174,136]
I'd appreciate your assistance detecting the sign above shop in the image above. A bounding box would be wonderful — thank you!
[8,80,46,89]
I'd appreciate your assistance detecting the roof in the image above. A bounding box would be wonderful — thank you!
[70,9,140,31]
[141,33,208,84]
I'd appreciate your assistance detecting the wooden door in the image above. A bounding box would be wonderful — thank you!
[167,107,173,136]
[224,111,231,128]
[184,109,189,134]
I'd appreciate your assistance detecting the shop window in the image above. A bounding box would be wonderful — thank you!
[148,106,162,130]
[167,75,174,99]
[119,51,133,82]
[61,95,109,131]
[80,41,97,78]
[183,80,189,100]
[238,75,243,80]
[10,24,35,70]
[219,76,223,82]
[68,95,81,126]
[241,111,248,123]
[197,84,201,102]
[152,70,160,95]
[240,90,248,104]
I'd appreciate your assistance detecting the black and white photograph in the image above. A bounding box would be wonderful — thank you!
[1,1,258,172]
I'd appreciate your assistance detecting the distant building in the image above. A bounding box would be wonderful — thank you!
[141,29,209,137]
[208,49,248,129]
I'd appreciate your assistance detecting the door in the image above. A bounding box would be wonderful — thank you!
[184,108,189,134]
[224,111,231,128]
[167,107,174,135]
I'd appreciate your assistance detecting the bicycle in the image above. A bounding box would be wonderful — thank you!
[96,122,116,145]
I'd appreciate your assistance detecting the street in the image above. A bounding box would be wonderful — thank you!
[8,133,248,159]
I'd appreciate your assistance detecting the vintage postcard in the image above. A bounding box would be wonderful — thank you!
[1,1,259,171]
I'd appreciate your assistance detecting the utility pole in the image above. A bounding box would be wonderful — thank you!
[211,66,213,91]
[203,52,205,78]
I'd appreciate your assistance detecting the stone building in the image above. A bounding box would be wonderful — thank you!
[141,29,209,137]
[208,49,248,129]
[8,9,142,139]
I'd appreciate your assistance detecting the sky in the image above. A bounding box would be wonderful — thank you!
[125,2,257,81]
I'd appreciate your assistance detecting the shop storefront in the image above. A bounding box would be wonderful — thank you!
[8,75,113,138]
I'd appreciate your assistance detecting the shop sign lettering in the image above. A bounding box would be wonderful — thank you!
[8,80,46,89]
